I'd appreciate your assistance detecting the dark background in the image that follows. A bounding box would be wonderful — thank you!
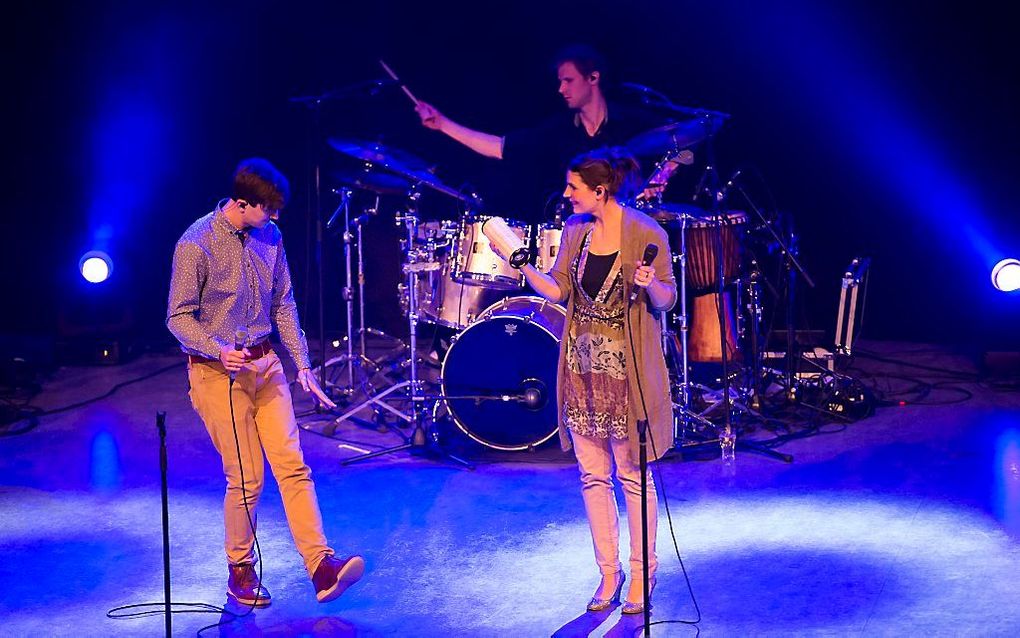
[9,0,1019,358]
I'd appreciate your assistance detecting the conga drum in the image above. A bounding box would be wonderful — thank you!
[685,211,746,363]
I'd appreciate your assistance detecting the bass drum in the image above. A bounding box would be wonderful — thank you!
[441,296,566,451]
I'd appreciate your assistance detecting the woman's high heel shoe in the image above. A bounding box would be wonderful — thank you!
[620,576,656,615]
[586,571,625,612]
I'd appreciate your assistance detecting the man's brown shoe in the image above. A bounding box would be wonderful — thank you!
[312,555,365,603]
[227,562,271,607]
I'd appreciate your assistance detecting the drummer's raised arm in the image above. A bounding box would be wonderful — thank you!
[415,101,504,159]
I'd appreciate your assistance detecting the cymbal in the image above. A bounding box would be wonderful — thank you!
[625,115,724,157]
[329,137,478,204]
[331,168,410,196]
[329,137,430,172]
[640,203,711,225]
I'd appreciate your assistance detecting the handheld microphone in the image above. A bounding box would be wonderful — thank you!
[230,328,248,383]
[629,244,659,304]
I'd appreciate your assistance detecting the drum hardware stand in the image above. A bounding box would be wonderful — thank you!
[662,209,717,444]
[729,181,815,404]
[634,161,717,447]
[319,189,406,405]
[692,140,792,462]
[340,192,473,469]
[289,84,397,395]
[743,265,766,411]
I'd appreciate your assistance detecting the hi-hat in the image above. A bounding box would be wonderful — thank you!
[330,168,410,196]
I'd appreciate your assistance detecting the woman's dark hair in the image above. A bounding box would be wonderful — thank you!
[568,147,641,200]
[233,157,290,211]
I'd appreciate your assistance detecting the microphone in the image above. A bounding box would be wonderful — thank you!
[517,379,547,410]
[693,165,712,202]
[629,243,660,304]
[717,169,743,202]
[230,328,248,383]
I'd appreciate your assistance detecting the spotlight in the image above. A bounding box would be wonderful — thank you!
[80,251,113,284]
[991,258,1020,292]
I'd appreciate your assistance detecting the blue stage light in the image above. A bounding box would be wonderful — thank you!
[991,258,1020,292]
[80,251,113,284]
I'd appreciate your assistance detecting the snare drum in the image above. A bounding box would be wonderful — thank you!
[534,222,562,273]
[452,215,530,289]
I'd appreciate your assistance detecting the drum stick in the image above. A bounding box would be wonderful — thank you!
[379,59,420,106]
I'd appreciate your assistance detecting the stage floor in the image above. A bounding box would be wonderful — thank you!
[2,340,1019,636]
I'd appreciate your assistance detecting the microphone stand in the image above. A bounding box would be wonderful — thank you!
[729,183,814,404]
[289,83,395,400]
[698,137,792,463]
[157,411,172,637]
[697,131,738,461]
[340,191,473,470]
[638,417,652,636]
[326,188,357,393]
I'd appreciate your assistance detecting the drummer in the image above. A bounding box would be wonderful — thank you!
[414,45,683,218]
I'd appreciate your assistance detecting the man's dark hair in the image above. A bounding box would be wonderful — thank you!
[552,44,607,81]
[233,157,290,211]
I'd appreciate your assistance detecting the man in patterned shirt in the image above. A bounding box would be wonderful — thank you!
[167,158,364,607]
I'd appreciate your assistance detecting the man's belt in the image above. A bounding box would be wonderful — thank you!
[188,339,273,365]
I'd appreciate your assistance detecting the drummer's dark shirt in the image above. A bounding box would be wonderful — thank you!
[498,102,661,222]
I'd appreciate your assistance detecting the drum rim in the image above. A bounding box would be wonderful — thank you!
[439,295,564,451]
[461,214,530,229]
[687,210,748,228]
[453,272,526,288]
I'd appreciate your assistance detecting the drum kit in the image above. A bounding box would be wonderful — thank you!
[314,104,808,463]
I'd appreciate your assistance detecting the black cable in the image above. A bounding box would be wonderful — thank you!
[3,362,184,436]
[853,350,981,380]
[107,372,264,636]
[626,297,702,632]
[0,405,41,436]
